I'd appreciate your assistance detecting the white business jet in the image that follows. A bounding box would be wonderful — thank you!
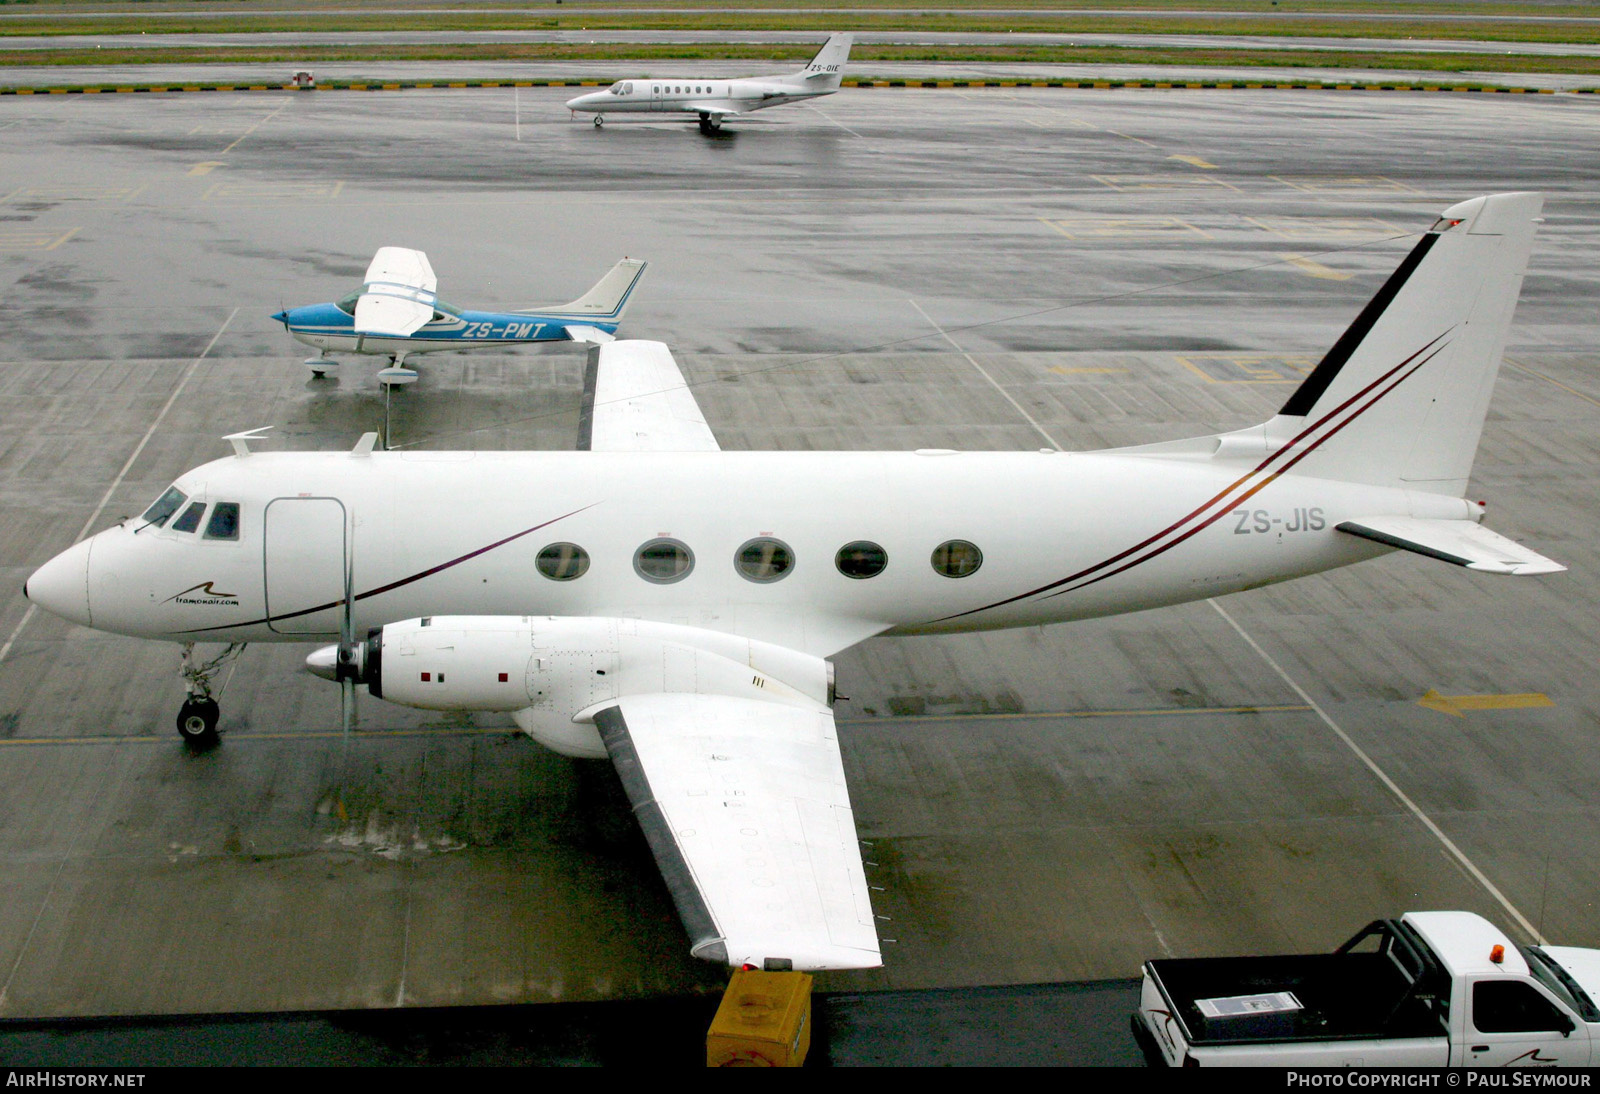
[565,33,853,133]
[26,194,1562,973]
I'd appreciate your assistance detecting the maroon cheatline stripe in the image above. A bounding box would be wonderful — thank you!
[930,331,1452,624]
[1042,348,1438,600]
[181,503,597,634]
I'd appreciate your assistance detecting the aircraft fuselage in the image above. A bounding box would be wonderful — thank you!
[27,448,1471,654]
[275,303,612,358]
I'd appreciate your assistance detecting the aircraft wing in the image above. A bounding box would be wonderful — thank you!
[354,246,439,337]
[595,694,881,971]
[578,339,720,452]
[1337,516,1566,575]
[689,102,747,116]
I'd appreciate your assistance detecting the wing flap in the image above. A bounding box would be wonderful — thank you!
[1337,516,1566,575]
[595,695,881,971]
[579,340,720,452]
[354,246,438,337]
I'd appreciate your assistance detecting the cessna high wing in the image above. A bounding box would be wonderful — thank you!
[565,33,853,133]
[26,194,1562,973]
[272,249,647,384]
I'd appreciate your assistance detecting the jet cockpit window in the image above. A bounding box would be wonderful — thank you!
[609,81,624,94]
[171,501,207,535]
[204,502,241,541]
[141,486,188,528]
[335,291,361,316]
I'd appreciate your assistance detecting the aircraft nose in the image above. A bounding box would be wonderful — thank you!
[271,310,289,325]
[26,538,93,627]
[566,94,593,109]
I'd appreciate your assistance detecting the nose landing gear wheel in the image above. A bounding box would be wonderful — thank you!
[593,115,605,128]
[177,697,220,747]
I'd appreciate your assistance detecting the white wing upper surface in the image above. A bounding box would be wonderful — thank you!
[579,339,720,452]
[354,246,439,337]
[595,694,881,971]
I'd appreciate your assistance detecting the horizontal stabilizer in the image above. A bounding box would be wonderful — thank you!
[1337,517,1566,575]
[562,325,614,344]
[596,695,881,972]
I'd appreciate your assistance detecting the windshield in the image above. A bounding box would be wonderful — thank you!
[430,298,462,320]
[140,486,187,528]
[335,290,360,316]
[1524,946,1600,1022]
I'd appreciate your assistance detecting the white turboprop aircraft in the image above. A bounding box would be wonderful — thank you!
[565,33,853,133]
[25,194,1562,973]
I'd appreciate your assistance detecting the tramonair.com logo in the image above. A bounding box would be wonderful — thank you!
[162,581,239,607]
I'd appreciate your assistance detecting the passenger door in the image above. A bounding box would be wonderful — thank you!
[264,497,349,636]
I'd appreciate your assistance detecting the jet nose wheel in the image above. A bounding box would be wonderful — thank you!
[593,115,605,128]
[177,696,220,748]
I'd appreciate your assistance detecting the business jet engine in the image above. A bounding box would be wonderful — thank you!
[306,615,835,758]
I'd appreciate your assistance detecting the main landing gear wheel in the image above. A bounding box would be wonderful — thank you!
[306,356,332,379]
[593,115,605,128]
[698,114,722,134]
[176,697,220,746]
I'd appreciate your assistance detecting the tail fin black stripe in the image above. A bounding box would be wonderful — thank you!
[1280,232,1440,417]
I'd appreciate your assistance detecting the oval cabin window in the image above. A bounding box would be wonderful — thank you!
[735,538,795,583]
[634,539,695,584]
[835,541,888,580]
[536,542,590,581]
[931,539,983,578]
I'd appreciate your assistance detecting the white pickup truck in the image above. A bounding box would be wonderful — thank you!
[1134,912,1600,1066]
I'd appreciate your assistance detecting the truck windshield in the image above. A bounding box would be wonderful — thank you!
[1524,947,1600,1022]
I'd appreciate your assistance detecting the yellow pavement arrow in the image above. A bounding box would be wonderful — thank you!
[1280,253,1351,281]
[1418,689,1554,718]
[1168,154,1218,169]
[188,161,226,176]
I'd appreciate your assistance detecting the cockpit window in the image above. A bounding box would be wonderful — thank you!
[171,501,207,534]
[429,299,462,321]
[205,502,241,542]
[335,291,361,316]
[141,486,187,528]
[609,81,624,94]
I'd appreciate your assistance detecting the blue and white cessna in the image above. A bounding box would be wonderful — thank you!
[273,248,647,384]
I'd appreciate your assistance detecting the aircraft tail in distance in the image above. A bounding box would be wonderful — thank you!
[783,33,853,90]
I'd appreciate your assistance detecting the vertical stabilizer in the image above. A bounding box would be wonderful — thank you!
[783,33,853,90]
[1254,193,1542,496]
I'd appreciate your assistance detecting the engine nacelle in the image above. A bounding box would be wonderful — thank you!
[333,616,834,759]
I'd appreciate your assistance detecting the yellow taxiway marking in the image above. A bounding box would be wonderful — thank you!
[1093,174,1240,192]
[1178,354,1316,384]
[0,227,80,251]
[188,161,226,176]
[1280,253,1352,281]
[1246,216,1403,241]
[1506,361,1600,410]
[1271,175,1416,193]
[1418,690,1554,718]
[1042,215,1210,239]
[1168,154,1217,169]
[1048,366,1131,375]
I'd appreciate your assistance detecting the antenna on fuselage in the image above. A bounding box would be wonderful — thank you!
[222,426,274,457]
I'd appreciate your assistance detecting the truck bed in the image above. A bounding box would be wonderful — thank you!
[1146,951,1448,1046]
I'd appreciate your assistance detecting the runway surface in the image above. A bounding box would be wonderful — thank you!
[0,78,1597,1061]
